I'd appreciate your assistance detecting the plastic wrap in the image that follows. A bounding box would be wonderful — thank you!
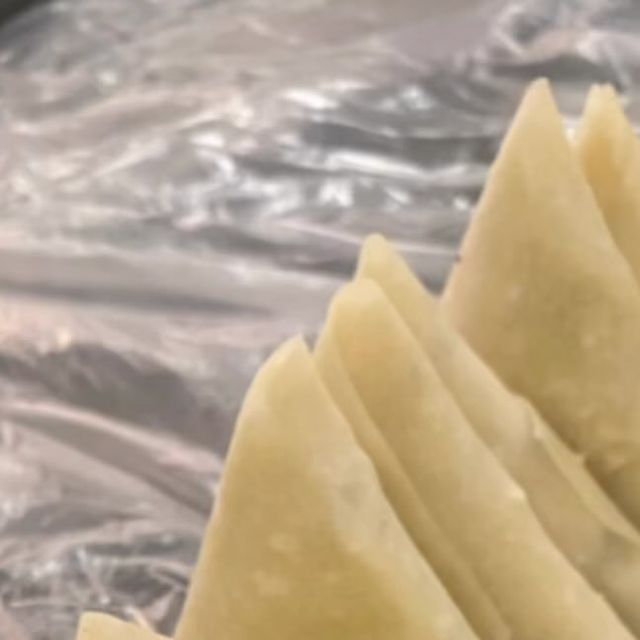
[0,0,638,637]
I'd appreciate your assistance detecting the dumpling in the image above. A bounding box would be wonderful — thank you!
[576,84,640,284]
[75,613,168,640]
[442,79,640,528]
[325,279,634,640]
[357,233,640,634]
[314,324,509,640]
[175,337,478,640]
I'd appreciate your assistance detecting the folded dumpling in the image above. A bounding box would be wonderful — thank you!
[357,234,640,635]
[325,279,634,640]
[314,326,509,640]
[75,613,168,640]
[576,84,640,284]
[175,338,478,640]
[442,79,640,528]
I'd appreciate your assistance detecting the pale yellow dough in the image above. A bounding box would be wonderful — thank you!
[175,338,478,640]
[443,79,640,528]
[577,84,640,285]
[314,324,509,640]
[74,78,640,640]
[326,279,634,640]
[75,613,168,640]
[357,234,640,634]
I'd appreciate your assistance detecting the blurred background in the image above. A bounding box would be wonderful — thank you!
[0,0,637,637]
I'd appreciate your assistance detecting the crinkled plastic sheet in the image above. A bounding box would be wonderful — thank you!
[0,0,638,637]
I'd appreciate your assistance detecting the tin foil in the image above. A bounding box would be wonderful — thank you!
[0,0,637,637]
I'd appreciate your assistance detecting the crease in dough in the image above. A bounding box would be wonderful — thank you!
[442,78,640,528]
[175,337,478,640]
[576,84,640,285]
[314,324,509,640]
[356,233,640,635]
[326,278,634,640]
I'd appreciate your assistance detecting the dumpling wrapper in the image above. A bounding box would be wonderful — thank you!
[175,337,478,640]
[325,279,634,640]
[442,79,640,528]
[314,325,509,639]
[75,613,168,640]
[576,84,640,285]
[357,234,640,634]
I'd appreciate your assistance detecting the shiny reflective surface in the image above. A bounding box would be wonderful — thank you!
[0,0,637,637]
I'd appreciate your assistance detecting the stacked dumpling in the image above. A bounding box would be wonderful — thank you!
[75,80,640,640]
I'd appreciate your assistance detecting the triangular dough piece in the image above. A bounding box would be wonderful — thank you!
[326,279,634,640]
[75,613,168,640]
[314,328,509,640]
[175,338,478,640]
[442,79,640,528]
[357,234,640,634]
[576,84,640,284]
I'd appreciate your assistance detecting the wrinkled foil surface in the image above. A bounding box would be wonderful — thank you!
[0,0,638,637]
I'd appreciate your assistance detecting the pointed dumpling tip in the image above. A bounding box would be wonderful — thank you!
[262,335,310,373]
[244,335,312,401]
[328,279,386,322]
[512,77,560,124]
[75,614,166,640]
[584,83,624,115]
[522,77,555,105]
[481,77,570,173]
[361,233,393,258]
[599,83,620,99]
[271,335,309,360]
[358,234,394,273]
[578,82,635,155]
[527,77,552,94]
